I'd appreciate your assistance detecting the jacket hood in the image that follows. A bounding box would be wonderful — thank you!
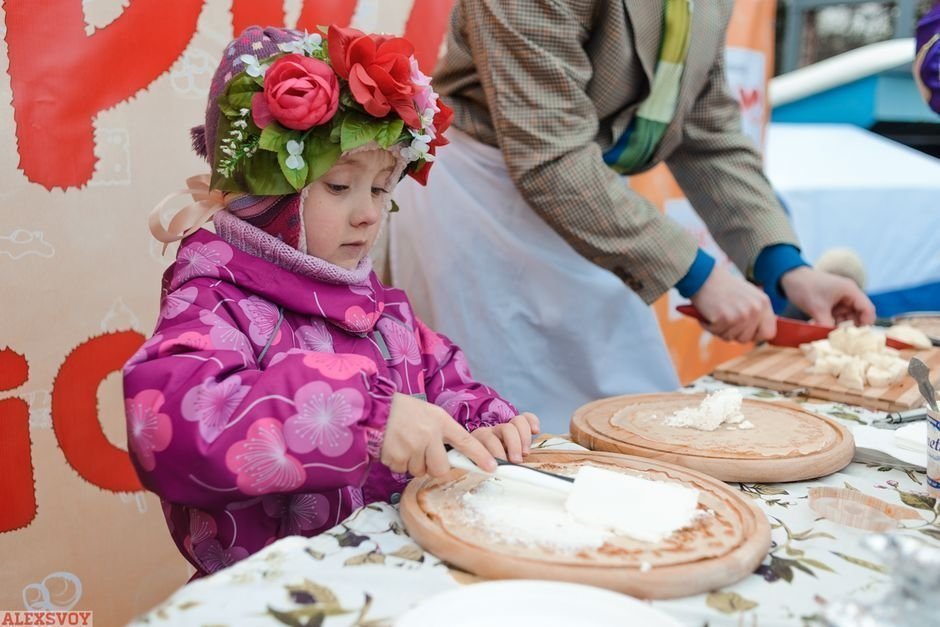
[164,229,386,334]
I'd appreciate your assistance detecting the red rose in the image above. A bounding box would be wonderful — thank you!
[328,25,420,128]
[408,101,454,186]
[252,54,339,131]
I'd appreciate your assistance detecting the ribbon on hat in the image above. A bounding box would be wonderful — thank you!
[149,174,244,254]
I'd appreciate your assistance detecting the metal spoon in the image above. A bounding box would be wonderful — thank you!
[908,357,938,411]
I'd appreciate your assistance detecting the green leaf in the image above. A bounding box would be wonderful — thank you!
[826,410,862,423]
[303,130,342,182]
[333,528,369,548]
[801,558,835,573]
[789,559,817,578]
[705,591,758,614]
[259,123,294,152]
[752,390,778,399]
[277,147,309,191]
[843,482,859,491]
[223,73,260,112]
[340,113,384,151]
[920,528,940,541]
[344,550,386,566]
[389,199,400,213]
[791,527,835,541]
[831,551,887,573]
[266,607,304,627]
[899,491,937,510]
[784,546,804,557]
[375,119,405,149]
[769,556,794,583]
[242,150,296,195]
[390,544,425,562]
[791,532,836,542]
[286,580,340,611]
[751,484,789,496]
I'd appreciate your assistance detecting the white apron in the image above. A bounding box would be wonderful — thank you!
[390,129,679,434]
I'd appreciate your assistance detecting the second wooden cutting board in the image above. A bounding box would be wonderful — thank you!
[570,393,854,483]
[711,345,940,412]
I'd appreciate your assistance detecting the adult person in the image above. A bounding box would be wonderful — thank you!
[915,2,940,114]
[390,0,874,431]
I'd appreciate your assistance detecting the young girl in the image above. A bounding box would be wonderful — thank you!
[124,25,539,577]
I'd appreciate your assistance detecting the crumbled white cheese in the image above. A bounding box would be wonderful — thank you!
[565,466,701,543]
[663,388,748,431]
[802,322,908,390]
[886,324,932,349]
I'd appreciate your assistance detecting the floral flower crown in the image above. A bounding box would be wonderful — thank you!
[210,25,452,196]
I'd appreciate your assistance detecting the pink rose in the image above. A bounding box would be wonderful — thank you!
[252,54,339,131]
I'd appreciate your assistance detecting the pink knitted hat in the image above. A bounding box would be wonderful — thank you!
[180,24,451,252]
[191,27,305,248]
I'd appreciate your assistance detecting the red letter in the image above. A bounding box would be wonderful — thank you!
[297,0,357,33]
[4,0,205,189]
[402,0,457,73]
[52,331,145,492]
[231,0,286,35]
[0,348,34,533]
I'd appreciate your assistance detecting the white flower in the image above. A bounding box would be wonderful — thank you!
[285,140,305,170]
[239,54,266,78]
[400,131,435,163]
[279,32,323,56]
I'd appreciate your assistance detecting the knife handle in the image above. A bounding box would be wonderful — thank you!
[884,408,928,424]
[676,304,708,323]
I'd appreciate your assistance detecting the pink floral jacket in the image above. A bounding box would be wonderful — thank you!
[123,229,515,576]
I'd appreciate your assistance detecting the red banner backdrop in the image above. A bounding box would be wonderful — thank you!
[0,1,771,623]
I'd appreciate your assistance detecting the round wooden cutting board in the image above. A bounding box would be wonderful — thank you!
[400,450,771,600]
[570,393,855,482]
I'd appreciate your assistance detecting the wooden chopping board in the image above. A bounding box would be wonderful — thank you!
[400,450,771,600]
[570,393,854,483]
[712,345,940,412]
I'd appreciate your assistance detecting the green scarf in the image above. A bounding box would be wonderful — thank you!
[604,0,694,174]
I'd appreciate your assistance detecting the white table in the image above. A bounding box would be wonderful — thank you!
[131,379,940,627]
[764,123,940,315]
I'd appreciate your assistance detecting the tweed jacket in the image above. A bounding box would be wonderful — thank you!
[433,0,799,303]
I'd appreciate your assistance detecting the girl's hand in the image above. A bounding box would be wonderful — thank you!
[470,413,540,463]
[381,393,496,478]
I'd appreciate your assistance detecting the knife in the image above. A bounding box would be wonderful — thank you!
[675,305,915,350]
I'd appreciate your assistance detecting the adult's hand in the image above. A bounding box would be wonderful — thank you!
[779,266,875,326]
[690,263,776,343]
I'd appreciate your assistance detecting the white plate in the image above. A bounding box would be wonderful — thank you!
[394,579,682,627]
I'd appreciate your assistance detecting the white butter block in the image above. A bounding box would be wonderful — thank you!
[565,466,700,543]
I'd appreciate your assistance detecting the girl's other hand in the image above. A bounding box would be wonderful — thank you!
[381,393,497,478]
[470,412,540,463]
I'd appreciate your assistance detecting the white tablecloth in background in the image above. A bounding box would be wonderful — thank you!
[764,123,940,304]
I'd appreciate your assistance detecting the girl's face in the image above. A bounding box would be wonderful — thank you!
[302,149,396,270]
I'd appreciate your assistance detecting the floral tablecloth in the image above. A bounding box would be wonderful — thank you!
[131,379,940,627]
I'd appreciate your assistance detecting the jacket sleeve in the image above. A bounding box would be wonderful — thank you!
[414,317,517,431]
[122,279,394,510]
[454,0,699,303]
[664,22,799,278]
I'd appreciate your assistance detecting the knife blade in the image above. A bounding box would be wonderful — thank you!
[675,305,915,350]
